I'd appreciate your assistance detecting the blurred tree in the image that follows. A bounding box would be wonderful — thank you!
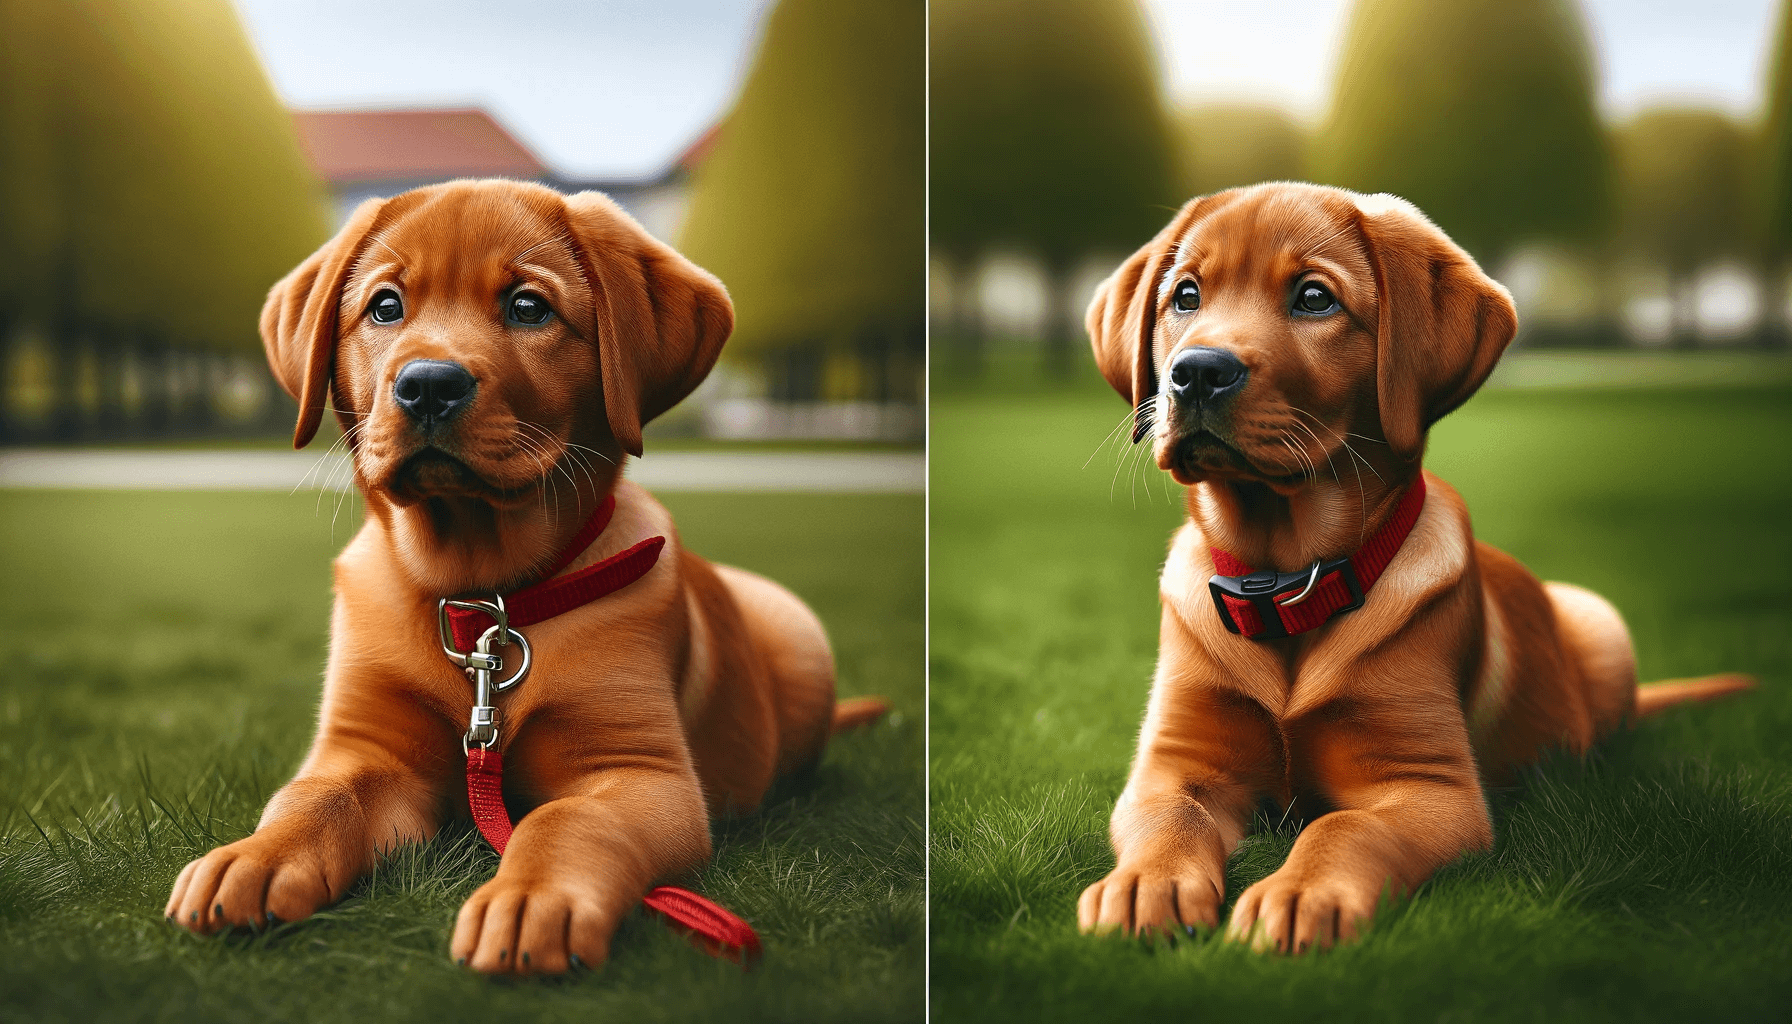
[931,0,1178,372]
[1614,108,1750,348]
[1759,0,1792,345]
[0,0,64,438]
[678,0,924,404]
[1313,0,1608,267]
[0,0,328,438]
[1175,103,1306,198]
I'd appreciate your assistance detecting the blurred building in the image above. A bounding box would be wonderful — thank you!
[290,106,713,243]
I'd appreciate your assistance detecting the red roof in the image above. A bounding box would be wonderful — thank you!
[291,108,547,185]
[674,122,723,174]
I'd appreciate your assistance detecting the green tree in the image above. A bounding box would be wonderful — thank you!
[1614,108,1750,348]
[1759,0,1792,345]
[930,0,1178,370]
[0,0,328,438]
[1313,0,1608,266]
[678,0,924,403]
[1175,102,1306,197]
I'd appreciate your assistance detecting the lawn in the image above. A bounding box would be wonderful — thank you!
[0,488,923,1023]
[929,375,1792,1022]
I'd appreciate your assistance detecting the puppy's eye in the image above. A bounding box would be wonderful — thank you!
[1294,282,1337,315]
[507,292,551,326]
[1171,280,1200,312]
[369,290,404,324]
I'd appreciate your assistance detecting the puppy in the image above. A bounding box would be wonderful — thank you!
[1076,182,1752,953]
[164,179,885,974]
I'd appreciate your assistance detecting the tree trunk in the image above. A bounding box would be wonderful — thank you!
[48,323,85,442]
[857,327,891,404]
[93,327,128,439]
[1041,258,1076,377]
[138,332,171,436]
[1669,270,1699,350]
[1757,262,1789,349]
[950,254,984,378]
[0,314,13,444]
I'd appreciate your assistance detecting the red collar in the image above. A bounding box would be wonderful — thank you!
[443,493,666,651]
[1207,475,1427,640]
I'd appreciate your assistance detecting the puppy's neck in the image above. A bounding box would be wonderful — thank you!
[1188,462,1421,572]
[374,465,623,596]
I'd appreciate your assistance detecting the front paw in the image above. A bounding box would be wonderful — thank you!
[1225,868,1380,954]
[451,874,623,975]
[1077,862,1222,939]
[164,834,340,934]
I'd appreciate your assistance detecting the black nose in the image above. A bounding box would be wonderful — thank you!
[1167,346,1247,404]
[393,359,476,425]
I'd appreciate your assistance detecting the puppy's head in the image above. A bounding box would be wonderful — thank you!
[1087,182,1515,490]
[260,179,731,509]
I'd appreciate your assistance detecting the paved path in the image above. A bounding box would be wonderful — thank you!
[0,449,924,494]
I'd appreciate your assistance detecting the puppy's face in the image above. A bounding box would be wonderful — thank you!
[334,189,596,509]
[1088,183,1517,493]
[1146,189,1380,489]
[261,180,733,520]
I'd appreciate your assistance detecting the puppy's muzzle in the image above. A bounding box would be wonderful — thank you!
[1167,346,1247,408]
[394,359,476,430]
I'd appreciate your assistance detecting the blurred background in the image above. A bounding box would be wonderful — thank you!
[0,4,925,1017]
[928,6,1792,1015]
[931,0,1792,381]
[0,0,923,445]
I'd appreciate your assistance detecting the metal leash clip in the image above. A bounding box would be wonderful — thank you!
[438,595,532,752]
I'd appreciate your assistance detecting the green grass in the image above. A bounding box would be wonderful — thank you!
[929,380,1792,1022]
[0,489,922,1023]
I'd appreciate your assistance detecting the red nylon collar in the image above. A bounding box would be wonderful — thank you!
[1208,475,1427,639]
[443,493,666,651]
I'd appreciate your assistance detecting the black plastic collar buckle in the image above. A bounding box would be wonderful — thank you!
[1208,556,1364,639]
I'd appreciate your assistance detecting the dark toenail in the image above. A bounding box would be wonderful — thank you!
[498,948,507,962]
[1185,925,1195,936]
[190,911,198,923]
[266,911,277,924]
[569,954,583,970]
[215,904,225,920]
[456,957,466,967]
[521,952,530,966]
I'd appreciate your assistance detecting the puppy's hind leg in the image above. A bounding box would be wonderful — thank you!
[1545,582,1638,736]
[1546,581,1754,729]
[712,564,859,777]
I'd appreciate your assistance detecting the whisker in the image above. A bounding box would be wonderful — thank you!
[1084,400,1147,471]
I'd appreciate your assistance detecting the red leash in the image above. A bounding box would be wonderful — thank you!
[446,495,763,967]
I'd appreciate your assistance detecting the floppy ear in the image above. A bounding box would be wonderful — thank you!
[1353,194,1517,462]
[562,191,733,458]
[259,198,387,449]
[1085,192,1230,442]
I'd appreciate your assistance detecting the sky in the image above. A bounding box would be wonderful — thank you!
[234,0,1782,179]
[231,0,770,180]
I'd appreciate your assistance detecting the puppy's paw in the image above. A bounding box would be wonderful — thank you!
[452,877,619,975]
[1077,864,1222,940]
[164,835,338,934]
[1225,869,1379,954]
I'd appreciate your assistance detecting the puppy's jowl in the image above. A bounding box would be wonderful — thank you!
[164,180,885,974]
[1077,182,1752,954]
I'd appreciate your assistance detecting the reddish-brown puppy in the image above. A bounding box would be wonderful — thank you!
[163,179,885,974]
[1076,182,1752,954]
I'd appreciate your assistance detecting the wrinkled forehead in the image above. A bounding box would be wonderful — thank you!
[1165,187,1375,297]
[349,188,584,296]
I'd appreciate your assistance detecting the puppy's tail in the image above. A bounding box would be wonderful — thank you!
[1634,673,1755,718]
[832,696,891,734]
